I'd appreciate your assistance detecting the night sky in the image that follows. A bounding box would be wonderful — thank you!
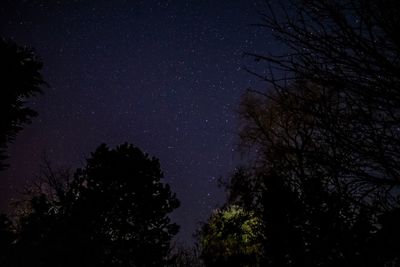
[0,0,273,243]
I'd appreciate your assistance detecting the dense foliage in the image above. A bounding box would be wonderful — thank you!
[2,143,180,267]
[199,205,263,267]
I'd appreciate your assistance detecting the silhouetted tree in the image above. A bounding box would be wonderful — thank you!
[14,193,63,266]
[230,1,400,264]
[0,38,45,170]
[228,168,380,266]
[9,143,180,267]
[244,0,400,203]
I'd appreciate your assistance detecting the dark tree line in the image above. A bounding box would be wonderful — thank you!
[199,0,400,266]
[1,143,180,267]
[3,0,400,266]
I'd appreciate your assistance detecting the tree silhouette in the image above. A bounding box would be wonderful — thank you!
[9,143,180,267]
[0,38,46,171]
[226,0,400,265]
[233,81,399,266]
[244,0,400,202]
[206,161,381,266]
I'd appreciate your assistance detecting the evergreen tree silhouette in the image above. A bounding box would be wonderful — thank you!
[0,38,45,170]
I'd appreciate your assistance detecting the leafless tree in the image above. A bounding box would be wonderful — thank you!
[241,0,400,208]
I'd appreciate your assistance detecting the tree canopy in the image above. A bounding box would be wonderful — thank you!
[244,0,400,202]
[0,38,45,171]
[5,143,180,267]
[199,0,400,266]
[199,205,263,267]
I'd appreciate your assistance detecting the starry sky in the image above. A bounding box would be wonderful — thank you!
[0,0,275,243]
